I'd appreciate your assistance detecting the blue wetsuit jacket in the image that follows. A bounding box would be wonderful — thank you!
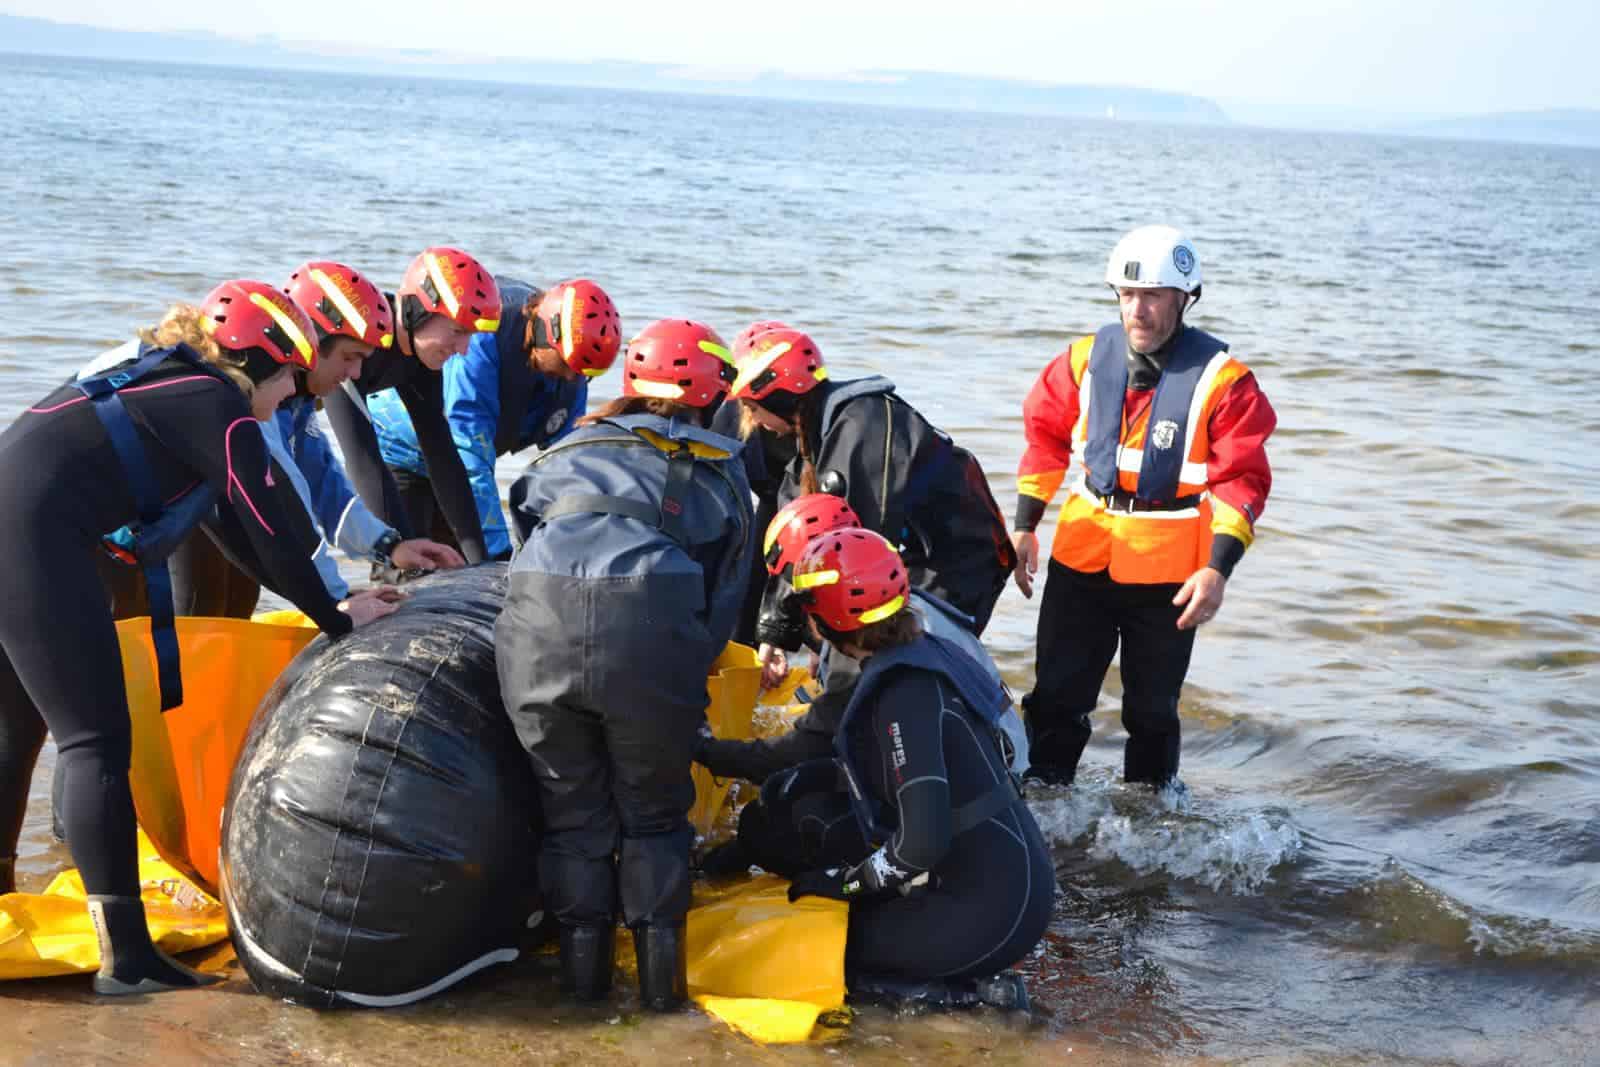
[367,278,587,558]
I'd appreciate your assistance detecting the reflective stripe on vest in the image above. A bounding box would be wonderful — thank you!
[1080,323,1230,501]
[1051,323,1243,584]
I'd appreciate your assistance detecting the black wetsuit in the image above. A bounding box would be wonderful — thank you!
[0,355,351,897]
[746,668,1054,982]
[754,377,1013,652]
[322,295,488,564]
[709,404,795,645]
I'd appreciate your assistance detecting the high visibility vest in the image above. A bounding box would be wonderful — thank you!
[1050,323,1251,584]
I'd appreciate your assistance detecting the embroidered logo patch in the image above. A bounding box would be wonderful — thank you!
[1151,419,1179,450]
[544,408,568,438]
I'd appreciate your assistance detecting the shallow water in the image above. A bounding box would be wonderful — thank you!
[2,51,1598,1065]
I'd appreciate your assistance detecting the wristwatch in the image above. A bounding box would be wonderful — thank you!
[372,529,402,565]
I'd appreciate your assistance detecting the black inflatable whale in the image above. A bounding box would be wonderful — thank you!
[220,565,539,1007]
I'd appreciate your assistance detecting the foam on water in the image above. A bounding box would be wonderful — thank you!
[1028,776,1303,895]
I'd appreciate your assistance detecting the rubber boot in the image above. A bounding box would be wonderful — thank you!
[1,856,15,895]
[971,971,1031,1012]
[87,895,222,995]
[633,923,687,1012]
[850,972,964,1008]
[557,924,614,1001]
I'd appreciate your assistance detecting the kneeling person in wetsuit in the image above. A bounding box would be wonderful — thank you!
[757,529,1054,1008]
[696,494,1029,819]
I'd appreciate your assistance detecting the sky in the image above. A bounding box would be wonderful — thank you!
[4,0,1598,119]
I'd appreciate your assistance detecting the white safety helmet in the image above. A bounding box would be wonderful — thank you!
[1105,225,1202,296]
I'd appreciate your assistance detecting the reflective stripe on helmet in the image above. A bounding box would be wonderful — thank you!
[629,378,686,399]
[425,252,461,318]
[857,594,906,625]
[560,285,577,361]
[248,292,315,366]
[731,340,791,396]
[310,267,369,341]
[791,568,840,590]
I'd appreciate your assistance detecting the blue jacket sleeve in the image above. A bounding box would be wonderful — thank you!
[260,412,349,599]
[444,332,509,558]
[277,404,393,562]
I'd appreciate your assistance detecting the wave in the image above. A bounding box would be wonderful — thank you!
[1028,776,1303,895]
[1322,860,1600,964]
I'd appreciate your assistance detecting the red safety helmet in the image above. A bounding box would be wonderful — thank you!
[532,279,622,377]
[729,326,828,402]
[763,493,861,576]
[399,247,502,333]
[791,527,910,633]
[621,319,735,407]
[200,279,319,371]
[732,319,790,361]
[283,261,394,351]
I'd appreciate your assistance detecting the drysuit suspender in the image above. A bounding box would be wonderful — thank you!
[536,443,698,545]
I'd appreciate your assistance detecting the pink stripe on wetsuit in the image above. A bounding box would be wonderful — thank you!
[224,417,274,534]
[27,375,217,414]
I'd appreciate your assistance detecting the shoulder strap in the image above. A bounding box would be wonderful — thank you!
[76,345,191,710]
[538,442,698,546]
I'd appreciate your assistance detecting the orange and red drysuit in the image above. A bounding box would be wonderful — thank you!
[1014,321,1276,787]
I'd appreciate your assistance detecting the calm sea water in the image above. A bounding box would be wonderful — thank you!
[1,52,1597,1065]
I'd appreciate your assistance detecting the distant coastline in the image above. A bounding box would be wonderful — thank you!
[1,12,1225,123]
[4,12,1598,148]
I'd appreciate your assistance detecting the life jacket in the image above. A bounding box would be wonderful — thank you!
[77,343,231,709]
[811,377,1015,624]
[832,632,1022,847]
[909,590,1029,775]
[1051,323,1251,584]
[489,280,587,457]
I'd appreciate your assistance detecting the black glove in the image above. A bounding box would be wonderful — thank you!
[754,578,808,652]
[758,758,841,813]
[692,715,716,761]
[786,867,864,903]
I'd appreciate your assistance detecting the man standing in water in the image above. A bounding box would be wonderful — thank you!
[1011,226,1276,790]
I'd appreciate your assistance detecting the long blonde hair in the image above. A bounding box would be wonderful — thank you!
[137,303,255,396]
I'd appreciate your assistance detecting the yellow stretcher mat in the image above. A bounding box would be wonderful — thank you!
[0,830,228,980]
[3,616,844,1042]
